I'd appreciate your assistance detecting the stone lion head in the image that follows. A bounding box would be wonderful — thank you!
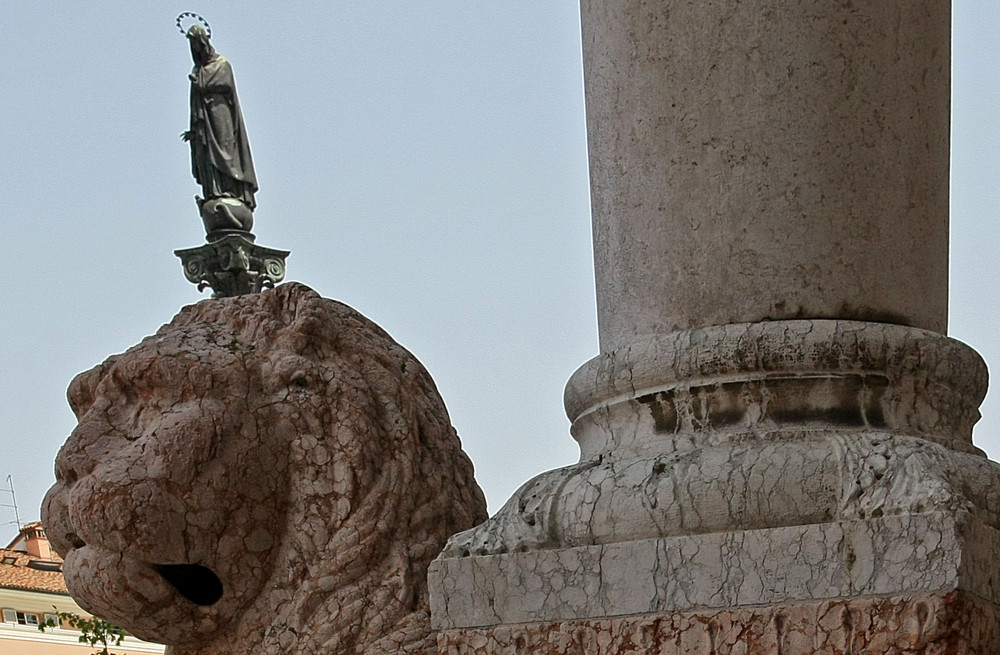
[42,283,487,655]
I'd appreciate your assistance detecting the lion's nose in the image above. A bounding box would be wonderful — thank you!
[54,419,107,484]
[40,484,80,557]
[54,456,79,485]
[54,442,87,485]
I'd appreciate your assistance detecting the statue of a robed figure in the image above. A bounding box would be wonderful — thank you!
[182,22,258,234]
[173,14,288,297]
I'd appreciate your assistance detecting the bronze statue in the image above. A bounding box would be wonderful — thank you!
[181,22,257,234]
[173,15,289,297]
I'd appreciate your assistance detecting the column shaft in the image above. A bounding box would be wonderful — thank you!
[582,0,950,352]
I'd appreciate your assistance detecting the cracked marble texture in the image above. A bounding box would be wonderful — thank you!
[431,512,1000,629]
[41,283,487,655]
[436,592,1000,654]
[565,321,987,459]
[439,432,1000,559]
[443,320,995,559]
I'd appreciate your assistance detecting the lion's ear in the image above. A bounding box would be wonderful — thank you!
[67,356,118,418]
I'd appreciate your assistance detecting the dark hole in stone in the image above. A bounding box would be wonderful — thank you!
[154,564,223,606]
[66,532,86,549]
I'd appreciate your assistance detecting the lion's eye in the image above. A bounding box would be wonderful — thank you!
[290,370,308,388]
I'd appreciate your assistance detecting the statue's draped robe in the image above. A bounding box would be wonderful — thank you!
[189,54,258,209]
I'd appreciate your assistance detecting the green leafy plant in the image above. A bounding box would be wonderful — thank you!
[39,609,127,655]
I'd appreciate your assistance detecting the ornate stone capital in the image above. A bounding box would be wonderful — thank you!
[174,234,289,298]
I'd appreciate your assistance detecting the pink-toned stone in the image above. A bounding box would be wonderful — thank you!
[436,592,1000,655]
[41,283,487,655]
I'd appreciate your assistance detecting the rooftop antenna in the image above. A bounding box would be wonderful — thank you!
[0,476,22,531]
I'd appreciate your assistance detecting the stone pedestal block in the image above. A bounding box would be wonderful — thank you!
[431,505,1000,653]
[433,510,1000,625]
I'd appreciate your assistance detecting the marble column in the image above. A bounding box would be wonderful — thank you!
[430,2,1000,652]
[584,0,949,349]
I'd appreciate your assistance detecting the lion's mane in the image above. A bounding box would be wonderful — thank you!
[52,283,487,655]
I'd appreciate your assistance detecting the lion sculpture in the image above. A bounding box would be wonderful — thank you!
[42,283,487,655]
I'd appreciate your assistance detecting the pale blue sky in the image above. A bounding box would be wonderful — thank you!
[1,2,998,526]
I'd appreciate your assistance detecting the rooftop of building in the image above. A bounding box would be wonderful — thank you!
[0,522,67,595]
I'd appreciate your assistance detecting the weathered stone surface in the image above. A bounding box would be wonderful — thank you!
[583,0,951,350]
[437,433,1000,560]
[441,319,992,559]
[41,283,487,655]
[436,592,1000,654]
[565,321,988,458]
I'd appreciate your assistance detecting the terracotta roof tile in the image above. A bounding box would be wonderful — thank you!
[0,547,67,594]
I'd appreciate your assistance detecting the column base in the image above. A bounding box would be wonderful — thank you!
[430,320,997,653]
